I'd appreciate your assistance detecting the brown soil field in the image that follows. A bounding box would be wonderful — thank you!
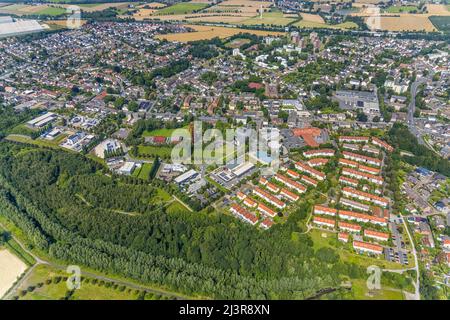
[44,19,88,27]
[300,12,325,23]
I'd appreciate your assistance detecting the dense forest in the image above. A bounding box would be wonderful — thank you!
[0,142,367,299]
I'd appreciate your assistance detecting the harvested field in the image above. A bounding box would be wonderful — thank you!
[155,24,284,42]
[366,15,437,32]
[207,0,272,14]
[300,13,325,23]
[0,249,27,298]
[134,8,158,18]
[426,4,450,15]
[137,2,166,9]
[44,19,88,27]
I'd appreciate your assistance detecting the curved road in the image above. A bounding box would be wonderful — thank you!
[407,75,434,149]
[0,222,187,300]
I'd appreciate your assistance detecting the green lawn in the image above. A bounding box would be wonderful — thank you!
[137,163,152,180]
[309,229,412,270]
[166,200,190,214]
[155,188,172,202]
[137,145,172,158]
[350,279,404,300]
[155,3,208,15]
[142,128,177,137]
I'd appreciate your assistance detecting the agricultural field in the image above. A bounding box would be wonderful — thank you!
[43,19,88,28]
[206,0,272,14]
[61,2,134,12]
[384,5,419,13]
[0,249,27,299]
[155,24,284,42]
[426,4,450,15]
[138,2,166,9]
[0,4,66,16]
[241,10,298,26]
[429,15,450,32]
[153,2,209,15]
[369,15,437,32]
[300,13,325,24]
[294,14,357,30]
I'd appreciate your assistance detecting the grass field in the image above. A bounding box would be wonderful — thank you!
[242,10,298,26]
[142,128,177,137]
[36,7,66,16]
[156,24,284,42]
[166,200,191,214]
[294,20,358,30]
[138,145,173,158]
[309,229,413,270]
[384,5,418,13]
[137,163,152,180]
[155,2,208,15]
[0,4,66,16]
[15,264,174,300]
[350,279,404,300]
